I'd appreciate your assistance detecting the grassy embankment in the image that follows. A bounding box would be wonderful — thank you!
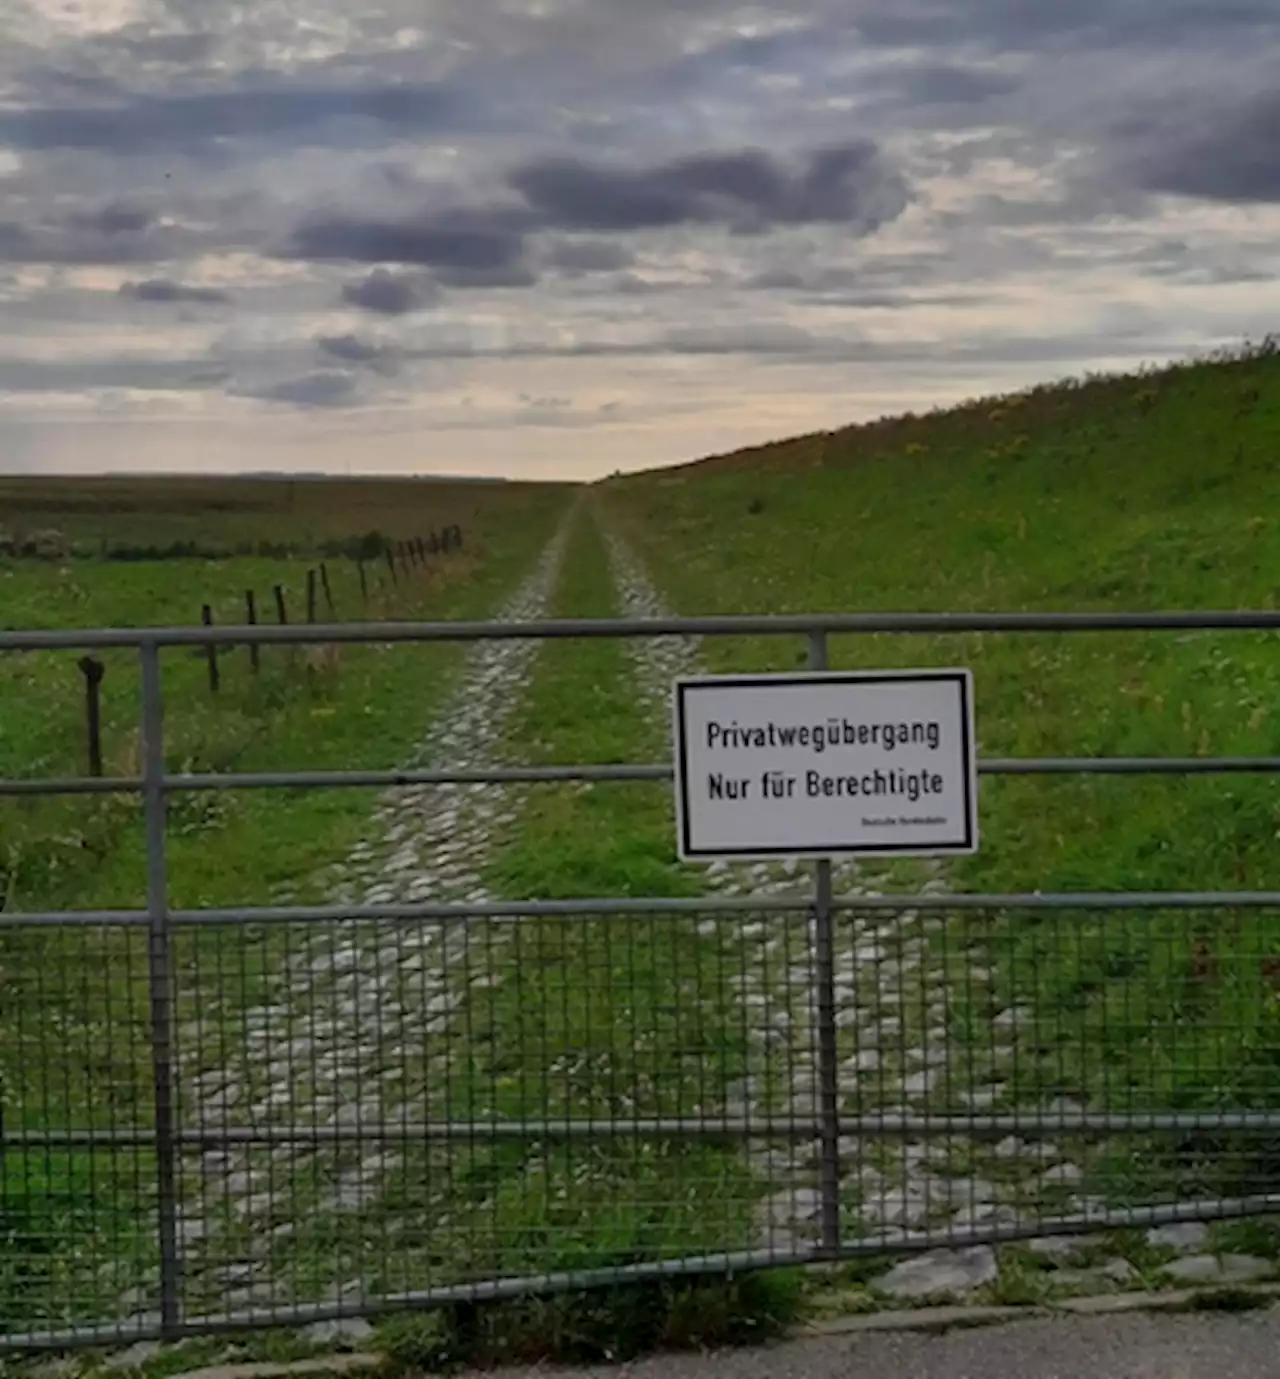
[0,478,570,1332]
[603,343,1280,1205]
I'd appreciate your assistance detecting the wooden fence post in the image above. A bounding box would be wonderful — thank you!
[319,562,335,617]
[77,656,105,777]
[245,590,260,673]
[357,559,368,605]
[306,569,318,624]
[201,604,219,693]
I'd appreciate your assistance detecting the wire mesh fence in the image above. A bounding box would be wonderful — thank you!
[4,613,1280,1348]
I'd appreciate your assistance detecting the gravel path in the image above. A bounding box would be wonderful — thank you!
[172,522,571,1318]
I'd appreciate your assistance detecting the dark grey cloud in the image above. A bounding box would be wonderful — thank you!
[0,207,184,265]
[80,202,155,236]
[542,239,635,274]
[290,206,532,271]
[868,61,1022,107]
[1115,89,1280,203]
[246,371,361,407]
[317,332,400,373]
[106,29,221,64]
[0,81,469,155]
[284,140,907,285]
[341,269,439,315]
[120,278,232,304]
[508,141,909,234]
[435,261,540,288]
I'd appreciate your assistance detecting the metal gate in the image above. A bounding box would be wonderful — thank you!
[4,610,1280,1351]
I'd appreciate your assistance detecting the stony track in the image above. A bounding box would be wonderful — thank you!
[173,522,571,1316]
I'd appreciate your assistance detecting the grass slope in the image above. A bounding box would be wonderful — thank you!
[602,343,1280,1201]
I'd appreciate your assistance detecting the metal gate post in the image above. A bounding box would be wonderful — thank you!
[141,641,181,1335]
[807,629,842,1257]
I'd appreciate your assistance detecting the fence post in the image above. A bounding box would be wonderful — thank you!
[807,628,842,1260]
[245,590,260,674]
[357,559,368,605]
[306,569,318,624]
[140,641,181,1336]
[273,584,288,626]
[77,655,105,776]
[201,604,219,693]
[319,562,335,618]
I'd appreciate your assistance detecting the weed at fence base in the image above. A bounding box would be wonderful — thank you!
[374,1271,805,1373]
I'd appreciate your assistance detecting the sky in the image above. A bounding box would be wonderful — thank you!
[1,1,1278,480]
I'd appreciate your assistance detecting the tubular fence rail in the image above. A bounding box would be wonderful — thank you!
[3,611,1280,1350]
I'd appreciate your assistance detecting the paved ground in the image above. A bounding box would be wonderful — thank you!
[478,1308,1280,1379]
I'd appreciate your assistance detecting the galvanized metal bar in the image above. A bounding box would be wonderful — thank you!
[4,607,1280,653]
[7,1118,822,1147]
[140,644,181,1339]
[8,1192,1280,1352]
[18,1105,1280,1146]
[162,764,676,791]
[982,755,1280,776]
[161,889,1280,926]
[806,628,843,1259]
[0,1246,827,1350]
[0,776,145,797]
[0,909,151,928]
[6,887,1280,932]
[4,753,1280,802]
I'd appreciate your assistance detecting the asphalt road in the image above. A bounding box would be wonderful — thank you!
[478,1308,1280,1379]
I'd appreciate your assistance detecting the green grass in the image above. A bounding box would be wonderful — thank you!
[601,341,1280,1208]
[0,474,572,555]
[0,479,570,1334]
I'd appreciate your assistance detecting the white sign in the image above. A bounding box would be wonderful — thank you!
[672,669,977,861]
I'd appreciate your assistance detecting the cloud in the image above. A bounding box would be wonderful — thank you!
[1114,88,1280,203]
[0,81,469,155]
[245,370,362,407]
[542,238,635,274]
[289,206,531,271]
[398,319,864,362]
[316,332,399,372]
[434,261,540,288]
[507,141,910,234]
[0,356,228,393]
[341,268,438,315]
[849,0,1275,53]
[282,140,908,287]
[0,203,183,265]
[120,278,232,304]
